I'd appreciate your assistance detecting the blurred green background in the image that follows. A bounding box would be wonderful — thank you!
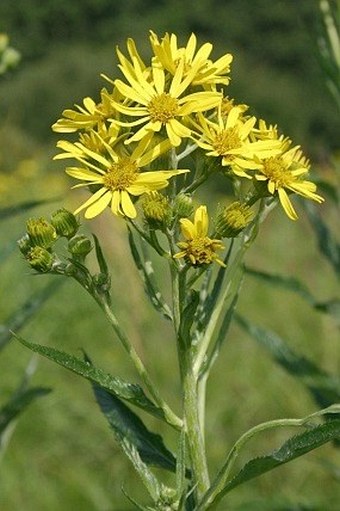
[0,1,339,510]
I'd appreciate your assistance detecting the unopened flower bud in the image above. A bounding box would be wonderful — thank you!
[26,246,53,273]
[142,192,171,228]
[26,217,57,249]
[68,234,92,257]
[51,208,79,238]
[215,201,254,238]
[17,234,32,255]
[173,193,193,218]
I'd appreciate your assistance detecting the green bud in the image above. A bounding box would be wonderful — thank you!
[173,193,194,218]
[17,234,32,255]
[215,201,254,238]
[51,208,79,238]
[26,217,57,249]
[26,246,53,273]
[68,234,92,257]
[157,486,179,510]
[142,192,171,229]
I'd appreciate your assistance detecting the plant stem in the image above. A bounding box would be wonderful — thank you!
[170,258,210,500]
[98,297,183,431]
[182,358,210,498]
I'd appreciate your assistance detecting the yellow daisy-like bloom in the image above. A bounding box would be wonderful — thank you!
[192,106,282,176]
[174,205,225,267]
[149,31,233,88]
[116,37,150,82]
[112,56,222,147]
[251,145,324,220]
[220,96,249,120]
[52,88,118,133]
[54,133,188,219]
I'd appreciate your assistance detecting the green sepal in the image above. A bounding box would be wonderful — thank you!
[202,420,340,509]
[235,314,340,409]
[91,375,177,473]
[14,335,167,422]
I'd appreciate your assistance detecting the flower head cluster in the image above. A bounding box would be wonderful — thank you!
[52,31,324,264]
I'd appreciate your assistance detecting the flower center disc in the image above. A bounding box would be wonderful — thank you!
[262,157,290,187]
[148,93,179,124]
[212,127,241,156]
[188,237,216,265]
[103,158,139,190]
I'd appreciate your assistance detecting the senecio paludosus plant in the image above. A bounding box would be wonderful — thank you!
[17,33,340,511]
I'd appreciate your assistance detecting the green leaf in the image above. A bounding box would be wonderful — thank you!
[179,290,199,349]
[93,381,163,502]
[245,266,315,304]
[0,386,50,436]
[92,233,109,278]
[92,380,177,473]
[0,359,50,452]
[235,314,340,409]
[0,280,63,352]
[304,202,340,277]
[245,267,340,326]
[0,198,59,222]
[14,335,167,422]
[127,227,172,321]
[202,420,340,509]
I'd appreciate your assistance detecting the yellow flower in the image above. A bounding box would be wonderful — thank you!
[52,88,118,133]
[174,205,225,266]
[54,133,188,219]
[192,106,282,176]
[220,96,249,120]
[149,31,233,88]
[115,37,150,82]
[251,145,324,220]
[112,55,222,147]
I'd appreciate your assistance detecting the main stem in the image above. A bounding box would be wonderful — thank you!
[171,262,210,499]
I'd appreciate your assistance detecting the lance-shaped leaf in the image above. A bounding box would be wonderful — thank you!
[127,227,172,321]
[0,359,50,453]
[201,419,340,510]
[235,314,340,409]
[92,381,177,474]
[92,233,109,278]
[179,290,199,350]
[14,335,167,422]
[0,280,63,352]
[244,266,340,327]
[0,386,50,437]
[304,202,340,277]
[0,198,59,221]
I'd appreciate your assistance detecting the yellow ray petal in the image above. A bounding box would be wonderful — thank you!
[85,191,112,219]
[120,190,137,218]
